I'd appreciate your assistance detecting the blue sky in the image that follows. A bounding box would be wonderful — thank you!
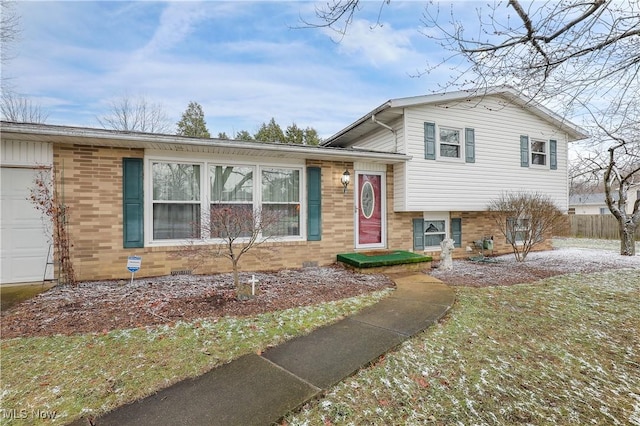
[5,1,481,138]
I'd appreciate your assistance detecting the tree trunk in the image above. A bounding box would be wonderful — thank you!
[620,222,636,256]
[232,258,240,288]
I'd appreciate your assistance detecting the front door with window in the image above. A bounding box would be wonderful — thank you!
[355,172,385,248]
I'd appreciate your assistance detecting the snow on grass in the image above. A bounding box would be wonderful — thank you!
[0,290,391,425]
[285,264,640,425]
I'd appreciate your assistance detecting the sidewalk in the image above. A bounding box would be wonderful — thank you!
[71,274,454,426]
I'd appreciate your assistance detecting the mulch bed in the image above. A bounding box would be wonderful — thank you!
[1,265,394,339]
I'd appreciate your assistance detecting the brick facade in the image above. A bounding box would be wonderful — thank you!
[56,146,401,280]
[55,144,553,281]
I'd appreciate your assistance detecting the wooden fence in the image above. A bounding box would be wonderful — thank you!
[568,214,640,239]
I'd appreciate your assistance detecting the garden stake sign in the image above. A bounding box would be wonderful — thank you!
[126,256,142,284]
[248,274,259,296]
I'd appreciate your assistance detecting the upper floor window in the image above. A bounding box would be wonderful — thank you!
[424,122,475,163]
[439,128,461,158]
[520,136,557,169]
[531,140,547,165]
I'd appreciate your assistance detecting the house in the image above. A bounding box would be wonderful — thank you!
[569,189,639,215]
[0,122,407,284]
[322,87,588,258]
[0,88,587,284]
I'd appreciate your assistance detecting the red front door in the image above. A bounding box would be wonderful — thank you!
[357,173,382,246]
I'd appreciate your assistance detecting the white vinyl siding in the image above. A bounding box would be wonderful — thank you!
[346,118,404,153]
[399,95,570,212]
[1,139,53,166]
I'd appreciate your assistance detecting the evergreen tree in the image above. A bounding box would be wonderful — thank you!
[217,132,229,139]
[303,127,322,145]
[235,130,253,141]
[285,123,304,144]
[176,101,210,138]
[254,117,285,142]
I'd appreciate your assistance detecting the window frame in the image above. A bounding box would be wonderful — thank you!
[260,167,302,238]
[145,155,305,246]
[151,161,203,240]
[422,213,452,250]
[438,126,462,160]
[506,217,530,246]
[530,139,547,166]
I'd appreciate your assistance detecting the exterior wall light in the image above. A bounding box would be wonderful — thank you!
[341,169,350,193]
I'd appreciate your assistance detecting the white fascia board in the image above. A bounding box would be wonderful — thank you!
[0,121,410,164]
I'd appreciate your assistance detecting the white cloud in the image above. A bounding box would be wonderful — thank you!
[325,18,417,67]
[135,2,208,58]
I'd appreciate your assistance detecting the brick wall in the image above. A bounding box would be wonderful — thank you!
[423,211,553,260]
[54,144,554,281]
[55,146,394,280]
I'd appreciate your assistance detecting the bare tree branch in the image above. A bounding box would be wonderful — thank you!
[1,91,49,123]
[97,94,173,134]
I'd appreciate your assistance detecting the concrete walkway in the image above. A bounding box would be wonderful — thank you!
[71,274,454,426]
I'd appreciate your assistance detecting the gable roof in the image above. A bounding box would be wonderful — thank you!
[0,121,410,165]
[322,87,589,147]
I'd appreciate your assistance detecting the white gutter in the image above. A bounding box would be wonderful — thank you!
[371,114,398,152]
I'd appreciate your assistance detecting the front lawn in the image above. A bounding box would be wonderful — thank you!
[283,268,640,425]
[0,290,391,425]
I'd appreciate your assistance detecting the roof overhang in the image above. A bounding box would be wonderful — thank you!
[323,87,589,147]
[1,121,410,165]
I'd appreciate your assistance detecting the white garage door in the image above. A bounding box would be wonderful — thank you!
[0,167,52,284]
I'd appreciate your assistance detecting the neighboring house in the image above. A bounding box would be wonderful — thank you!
[569,190,639,215]
[322,87,587,258]
[0,87,587,284]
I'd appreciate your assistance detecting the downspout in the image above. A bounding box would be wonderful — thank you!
[371,114,398,152]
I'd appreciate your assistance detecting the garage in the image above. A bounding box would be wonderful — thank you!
[1,139,53,284]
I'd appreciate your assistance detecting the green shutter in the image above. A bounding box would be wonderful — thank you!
[465,128,475,163]
[550,139,557,170]
[451,218,462,248]
[520,135,529,167]
[413,218,425,250]
[307,167,322,241]
[424,122,436,160]
[123,158,144,248]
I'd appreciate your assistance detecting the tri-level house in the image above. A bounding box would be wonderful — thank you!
[0,87,587,284]
[322,87,588,257]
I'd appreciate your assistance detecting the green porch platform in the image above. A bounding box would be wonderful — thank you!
[337,250,432,274]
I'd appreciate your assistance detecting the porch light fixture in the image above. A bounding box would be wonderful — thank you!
[341,169,350,193]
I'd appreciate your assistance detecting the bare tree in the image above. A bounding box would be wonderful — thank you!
[307,1,638,108]
[179,205,283,299]
[571,101,640,255]
[97,95,173,134]
[419,1,638,105]
[306,0,639,254]
[1,0,20,69]
[487,192,563,262]
[1,91,49,123]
